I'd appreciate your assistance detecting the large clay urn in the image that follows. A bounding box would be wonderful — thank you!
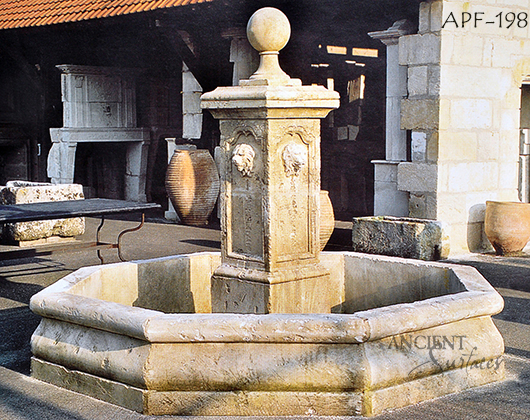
[165,149,220,226]
[485,200,530,255]
[320,190,335,250]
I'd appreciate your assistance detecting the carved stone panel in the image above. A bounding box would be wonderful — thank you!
[275,128,312,261]
[223,125,265,262]
[87,75,122,103]
[57,65,137,128]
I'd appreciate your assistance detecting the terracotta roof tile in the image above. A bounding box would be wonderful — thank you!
[0,0,213,30]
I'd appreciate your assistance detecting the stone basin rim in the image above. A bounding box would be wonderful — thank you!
[29,251,504,344]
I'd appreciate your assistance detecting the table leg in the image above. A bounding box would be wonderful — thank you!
[117,213,146,261]
[96,216,105,264]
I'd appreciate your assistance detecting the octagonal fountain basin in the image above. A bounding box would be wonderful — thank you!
[29,252,504,417]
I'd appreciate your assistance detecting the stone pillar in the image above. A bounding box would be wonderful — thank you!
[222,28,260,86]
[125,141,150,202]
[182,63,203,140]
[369,20,413,217]
[520,129,530,203]
[47,139,77,184]
[202,8,339,314]
[396,0,530,254]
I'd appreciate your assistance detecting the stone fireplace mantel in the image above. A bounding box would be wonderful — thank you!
[47,65,150,202]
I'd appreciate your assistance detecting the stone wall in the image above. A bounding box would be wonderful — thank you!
[398,0,530,254]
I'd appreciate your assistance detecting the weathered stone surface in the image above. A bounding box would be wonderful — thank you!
[399,33,440,65]
[407,65,428,96]
[30,251,504,416]
[408,192,437,219]
[201,8,339,314]
[372,161,409,217]
[351,216,449,260]
[32,358,365,416]
[400,98,439,130]
[0,181,85,243]
[397,162,437,192]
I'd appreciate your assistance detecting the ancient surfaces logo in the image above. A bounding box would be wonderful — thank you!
[388,334,504,376]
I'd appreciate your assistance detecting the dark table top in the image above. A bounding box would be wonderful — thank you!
[0,198,161,223]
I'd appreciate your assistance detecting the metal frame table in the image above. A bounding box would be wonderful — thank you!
[0,198,161,263]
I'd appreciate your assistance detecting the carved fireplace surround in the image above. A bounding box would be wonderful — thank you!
[48,65,150,202]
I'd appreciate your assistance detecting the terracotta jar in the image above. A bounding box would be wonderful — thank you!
[484,200,530,255]
[165,149,220,226]
[320,190,335,251]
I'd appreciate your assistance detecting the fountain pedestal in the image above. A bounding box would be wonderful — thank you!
[201,8,339,314]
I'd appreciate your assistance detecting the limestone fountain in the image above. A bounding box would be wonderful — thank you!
[29,8,505,417]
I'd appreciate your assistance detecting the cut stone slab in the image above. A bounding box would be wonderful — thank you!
[0,181,85,244]
[352,216,449,260]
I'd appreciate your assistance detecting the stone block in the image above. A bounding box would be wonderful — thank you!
[408,192,437,219]
[501,109,520,131]
[450,99,493,130]
[446,162,499,193]
[426,130,439,162]
[0,181,85,243]
[439,98,452,131]
[183,113,203,139]
[436,193,467,223]
[351,216,449,260]
[182,92,202,114]
[418,2,430,34]
[442,66,508,99]
[411,131,427,162]
[438,131,477,161]
[491,39,521,69]
[337,126,348,140]
[397,162,437,192]
[348,125,359,140]
[373,181,410,217]
[500,162,518,187]
[430,0,443,32]
[399,33,440,65]
[401,99,439,130]
[500,131,521,160]
[450,34,484,66]
[427,65,440,96]
[407,66,428,97]
[182,66,202,92]
[476,132,500,161]
[440,32,454,64]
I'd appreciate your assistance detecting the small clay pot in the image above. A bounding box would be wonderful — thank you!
[320,190,335,251]
[485,200,530,256]
[165,150,220,226]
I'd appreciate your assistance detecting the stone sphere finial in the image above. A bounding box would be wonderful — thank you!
[247,7,290,53]
[244,8,294,85]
